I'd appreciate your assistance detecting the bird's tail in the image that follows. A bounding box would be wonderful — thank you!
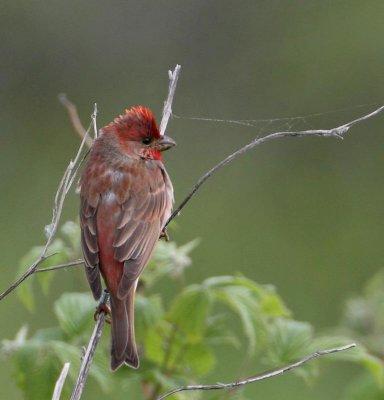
[110,288,139,371]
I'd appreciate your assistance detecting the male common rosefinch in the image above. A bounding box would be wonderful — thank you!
[80,106,175,370]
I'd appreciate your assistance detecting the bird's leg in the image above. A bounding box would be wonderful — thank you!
[159,227,170,241]
[94,291,111,324]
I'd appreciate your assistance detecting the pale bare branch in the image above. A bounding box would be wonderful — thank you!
[159,64,181,136]
[52,362,71,400]
[157,343,356,400]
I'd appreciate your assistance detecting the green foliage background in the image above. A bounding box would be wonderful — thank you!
[1,0,384,399]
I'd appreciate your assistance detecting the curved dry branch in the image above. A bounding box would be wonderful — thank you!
[157,343,356,400]
[164,104,384,228]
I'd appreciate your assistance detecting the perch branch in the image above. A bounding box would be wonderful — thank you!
[157,343,356,400]
[52,362,71,400]
[164,104,384,228]
[70,291,109,400]
[58,93,93,148]
[159,64,181,136]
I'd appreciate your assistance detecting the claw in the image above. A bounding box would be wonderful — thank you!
[159,227,170,241]
[94,303,111,324]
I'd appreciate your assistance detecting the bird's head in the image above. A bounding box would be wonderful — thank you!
[102,106,176,160]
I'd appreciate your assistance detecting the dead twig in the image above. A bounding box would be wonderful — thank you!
[157,343,356,400]
[58,93,93,148]
[52,362,71,400]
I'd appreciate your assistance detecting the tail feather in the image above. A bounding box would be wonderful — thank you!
[110,284,139,371]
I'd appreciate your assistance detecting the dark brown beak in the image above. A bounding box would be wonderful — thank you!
[153,135,176,151]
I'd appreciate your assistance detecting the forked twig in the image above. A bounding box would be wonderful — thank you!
[157,343,356,400]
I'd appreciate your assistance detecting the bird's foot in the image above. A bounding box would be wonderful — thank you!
[159,227,170,241]
[94,302,111,324]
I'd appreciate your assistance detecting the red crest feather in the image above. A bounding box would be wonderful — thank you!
[103,106,160,140]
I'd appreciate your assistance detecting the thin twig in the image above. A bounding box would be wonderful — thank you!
[70,291,109,400]
[58,93,93,148]
[36,259,84,273]
[159,65,181,136]
[157,343,356,400]
[0,120,92,302]
[164,104,384,228]
[52,362,71,400]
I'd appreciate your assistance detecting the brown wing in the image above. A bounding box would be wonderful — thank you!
[113,165,173,300]
[80,196,102,300]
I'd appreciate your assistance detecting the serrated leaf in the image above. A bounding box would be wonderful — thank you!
[54,293,95,339]
[266,318,313,364]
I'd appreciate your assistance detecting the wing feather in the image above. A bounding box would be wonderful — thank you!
[80,197,102,300]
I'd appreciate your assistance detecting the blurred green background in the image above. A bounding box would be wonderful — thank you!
[1,0,384,398]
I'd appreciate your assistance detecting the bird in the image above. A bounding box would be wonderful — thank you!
[79,106,175,371]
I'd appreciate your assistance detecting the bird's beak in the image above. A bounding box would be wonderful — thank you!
[153,135,176,151]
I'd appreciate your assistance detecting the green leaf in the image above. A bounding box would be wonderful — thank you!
[37,239,69,296]
[183,343,216,375]
[51,340,111,393]
[145,327,166,365]
[168,285,212,339]
[135,294,164,336]
[342,373,384,400]
[17,246,44,311]
[54,292,95,339]
[4,336,60,400]
[60,220,81,253]
[16,238,71,311]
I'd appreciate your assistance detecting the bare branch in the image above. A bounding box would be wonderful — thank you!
[159,64,181,136]
[70,291,109,400]
[164,104,384,228]
[52,362,71,400]
[58,93,93,148]
[36,259,84,273]
[0,117,92,302]
[157,343,356,400]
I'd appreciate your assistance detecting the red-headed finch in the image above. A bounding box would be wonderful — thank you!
[80,106,175,370]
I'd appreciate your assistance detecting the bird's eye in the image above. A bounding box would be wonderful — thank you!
[142,136,152,145]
